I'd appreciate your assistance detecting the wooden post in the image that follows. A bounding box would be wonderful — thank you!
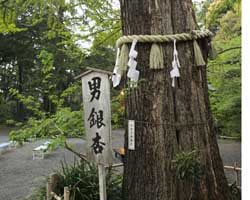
[64,187,70,200]
[46,177,52,200]
[98,164,107,200]
[234,162,240,187]
[50,192,62,200]
[46,173,60,200]
[236,170,240,187]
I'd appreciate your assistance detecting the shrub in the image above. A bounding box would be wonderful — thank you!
[174,149,204,183]
[111,90,125,129]
[9,108,85,144]
[5,119,16,126]
[55,160,123,200]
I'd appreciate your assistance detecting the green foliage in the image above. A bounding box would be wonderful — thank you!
[25,160,123,200]
[5,119,23,127]
[174,149,204,183]
[5,119,16,127]
[208,5,241,137]
[194,0,213,27]
[9,108,84,144]
[216,10,241,39]
[0,0,87,122]
[193,0,242,137]
[82,47,116,72]
[81,0,121,50]
[56,160,123,200]
[25,185,46,200]
[111,91,125,129]
[0,94,18,123]
[206,0,241,28]
[9,88,45,119]
[48,134,66,151]
[0,0,121,124]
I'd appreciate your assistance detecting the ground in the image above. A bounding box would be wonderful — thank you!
[0,128,241,200]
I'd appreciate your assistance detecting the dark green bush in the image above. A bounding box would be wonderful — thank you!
[56,160,123,200]
[174,149,204,183]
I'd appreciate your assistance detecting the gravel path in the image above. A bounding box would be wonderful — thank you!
[0,128,241,200]
[0,138,86,200]
[218,139,241,185]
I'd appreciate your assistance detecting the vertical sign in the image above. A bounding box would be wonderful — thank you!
[81,71,113,166]
[128,120,135,150]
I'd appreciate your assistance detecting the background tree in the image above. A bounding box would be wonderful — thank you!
[0,0,120,123]
[193,0,241,137]
[0,0,124,143]
[206,0,241,137]
[120,0,232,199]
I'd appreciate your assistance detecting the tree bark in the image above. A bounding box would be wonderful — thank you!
[120,0,232,199]
[17,62,25,120]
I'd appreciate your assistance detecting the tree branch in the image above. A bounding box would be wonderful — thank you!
[208,58,240,67]
[53,123,87,161]
[217,46,241,55]
[64,141,88,161]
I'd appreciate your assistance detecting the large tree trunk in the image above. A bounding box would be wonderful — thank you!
[120,0,232,199]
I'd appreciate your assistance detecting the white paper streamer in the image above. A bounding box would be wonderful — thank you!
[170,40,181,87]
[129,39,138,58]
[112,66,121,87]
[127,39,140,85]
[112,48,121,87]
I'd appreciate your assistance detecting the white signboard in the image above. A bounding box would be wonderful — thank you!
[128,120,135,150]
[81,70,113,166]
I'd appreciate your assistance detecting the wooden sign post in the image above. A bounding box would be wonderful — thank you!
[77,67,113,200]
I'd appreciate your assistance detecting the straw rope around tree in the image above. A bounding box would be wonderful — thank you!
[116,30,213,48]
[113,29,213,86]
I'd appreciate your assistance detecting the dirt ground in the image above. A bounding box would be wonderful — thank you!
[0,128,241,200]
[0,138,85,200]
[0,129,124,200]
